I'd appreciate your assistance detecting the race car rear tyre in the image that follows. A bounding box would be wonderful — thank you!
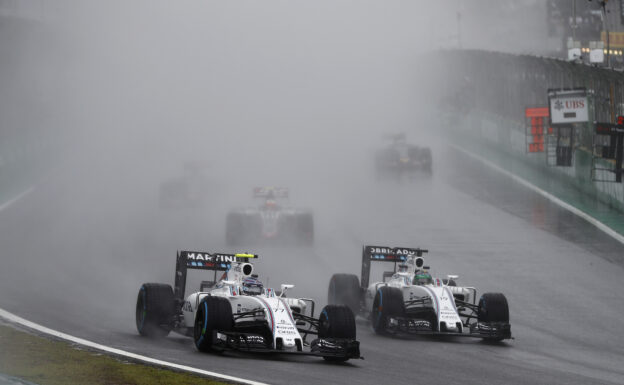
[477,293,509,323]
[194,296,233,352]
[136,283,175,338]
[372,286,405,335]
[318,305,356,362]
[327,274,360,315]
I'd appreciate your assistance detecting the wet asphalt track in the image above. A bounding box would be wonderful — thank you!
[1,147,623,385]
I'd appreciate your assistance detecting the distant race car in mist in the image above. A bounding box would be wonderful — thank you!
[136,251,360,361]
[375,133,432,180]
[159,162,210,209]
[328,245,512,341]
[225,187,314,246]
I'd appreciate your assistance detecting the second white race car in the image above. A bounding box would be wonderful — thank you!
[328,245,512,341]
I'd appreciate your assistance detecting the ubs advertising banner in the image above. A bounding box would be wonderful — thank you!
[548,88,589,125]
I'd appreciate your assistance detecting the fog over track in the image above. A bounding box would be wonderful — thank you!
[1,1,623,384]
[1,145,623,385]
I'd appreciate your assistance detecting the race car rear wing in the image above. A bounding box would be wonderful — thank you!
[253,187,289,198]
[174,250,258,301]
[361,245,427,289]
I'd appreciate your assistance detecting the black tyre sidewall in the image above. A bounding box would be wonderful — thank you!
[194,296,233,352]
[318,305,356,362]
[136,283,174,338]
[371,286,404,334]
[478,293,509,323]
[318,305,356,340]
[194,300,211,352]
[327,274,360,314]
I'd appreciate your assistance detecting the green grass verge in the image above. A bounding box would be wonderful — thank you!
[0,324,228,385]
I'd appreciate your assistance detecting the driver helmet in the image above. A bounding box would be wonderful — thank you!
[413,272,433,286]
[242,277,264,296]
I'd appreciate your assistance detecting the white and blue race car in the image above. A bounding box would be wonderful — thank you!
[136,251,360,361]
[328,245,512,341]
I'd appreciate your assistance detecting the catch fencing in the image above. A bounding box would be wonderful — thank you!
[432,49,624,220]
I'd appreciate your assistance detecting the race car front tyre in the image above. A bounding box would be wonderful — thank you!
[477,292,510,341]
[136,283,175,338]
[319,305,356,339]
[318,305,356,362]
[478,293,509,323]
[372,286,405,335]
[327,274,360,315]
[194,296,233,352]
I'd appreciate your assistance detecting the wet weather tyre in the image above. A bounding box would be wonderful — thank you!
[328,274,360,315]
[478,293,509,323]
[318,305,356,362]
[372,286,405,335]
[194,296,233,352]
[478,293,509,341]
[136,283,174,338]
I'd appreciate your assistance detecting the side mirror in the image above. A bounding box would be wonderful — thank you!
[445,275,459,286]
[280,284,294,297]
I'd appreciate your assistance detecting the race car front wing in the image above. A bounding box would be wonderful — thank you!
[209,331,362,359]
[310,338,361,359]
[383,316,512,340]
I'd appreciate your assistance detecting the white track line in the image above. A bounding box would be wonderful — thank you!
[0,308,268,385]
[451,144,624,245]
[0,187,34,213]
